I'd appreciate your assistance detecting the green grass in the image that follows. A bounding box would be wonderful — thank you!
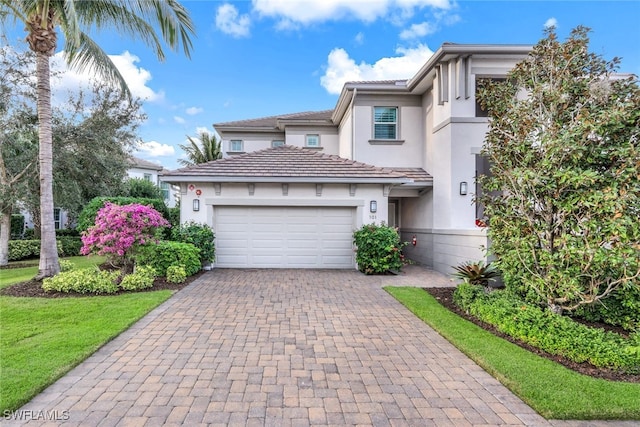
[385,287,640,420]
[0,256,173,412]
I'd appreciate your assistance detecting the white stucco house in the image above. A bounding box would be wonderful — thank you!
[161,43,533,273]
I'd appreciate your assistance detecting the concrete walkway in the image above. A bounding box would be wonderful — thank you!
[7,268,635,426]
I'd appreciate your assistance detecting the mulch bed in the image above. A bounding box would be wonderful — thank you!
[424,287,639,383]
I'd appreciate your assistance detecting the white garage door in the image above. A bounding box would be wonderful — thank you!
[214,206,355,269]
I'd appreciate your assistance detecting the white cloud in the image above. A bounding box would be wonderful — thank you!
[399,21,436,39]
[50,50,163,102]
[252,0,451,25]
[320,44,434,94]
[136,141,176,157]
[195,126,213,135]
[216,3,251,37]
[354,32,365,45]
[173,116,186,124]
[186,106,203,115]
[544,17,558,29]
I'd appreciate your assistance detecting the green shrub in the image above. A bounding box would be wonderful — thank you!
[57,237,83,257]
[55,229,80,237]
[10,214,24,239]
[353,223,406,275]
[42,268,120,294]
[452,282,483,312]
[171,221,215,264]
[8,240,64,261]
[59,259,74,272]
[120,266,156,291]
[76,196,170,233]
[136,241,200,277]
[167,206,180,230]
[166,265,187,284]
[458,290,640,374]
[573,285,640,331]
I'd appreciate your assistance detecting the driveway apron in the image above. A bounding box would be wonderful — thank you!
[11,268,552,426]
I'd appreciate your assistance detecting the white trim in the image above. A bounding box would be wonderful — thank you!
[205,198,366,207]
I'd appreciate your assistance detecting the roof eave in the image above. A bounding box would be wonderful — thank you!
[160,176,411,185]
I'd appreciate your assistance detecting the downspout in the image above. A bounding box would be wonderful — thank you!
[350,88,357,160]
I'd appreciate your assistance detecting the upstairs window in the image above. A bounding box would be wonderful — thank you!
[373,107,397,139]
[54,208,61,230]
[160,182,170,201]
[143,173,152,182]
[230,140,244,152]
[272,140,285,147]
[305,134,320,147]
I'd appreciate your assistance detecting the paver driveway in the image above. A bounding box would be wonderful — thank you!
[11,268,552,426]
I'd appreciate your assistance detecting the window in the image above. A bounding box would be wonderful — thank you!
[230,140,244,152]
[54,208,61,230]
[160,182,170,201]
[373,107,397,139]
[143,173,152,182]
[305,134,320,147]
[272,140,285,148]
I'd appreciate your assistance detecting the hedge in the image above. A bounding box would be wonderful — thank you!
[136,241,201,277]
[8,240,64,261]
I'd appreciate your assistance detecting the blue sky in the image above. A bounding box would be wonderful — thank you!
[4,1,640,169]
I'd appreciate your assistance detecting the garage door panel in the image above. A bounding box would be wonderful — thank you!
[214,206,355,268]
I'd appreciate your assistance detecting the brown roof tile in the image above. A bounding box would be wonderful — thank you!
[162,145,411,183]
[214,110,334,129]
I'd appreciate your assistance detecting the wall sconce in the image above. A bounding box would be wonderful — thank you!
[192,199,200,212]
[370,200,377,213]
[459,181,468,196]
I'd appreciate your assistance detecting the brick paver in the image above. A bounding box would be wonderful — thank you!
[5,268,636,426]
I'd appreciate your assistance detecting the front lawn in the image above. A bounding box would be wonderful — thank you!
[0,257,174,412]
[385,287,640,420]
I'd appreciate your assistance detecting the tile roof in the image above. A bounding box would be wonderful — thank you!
[215,110,334,129]
[391,168,433,183]
[127,156,163,171]
[162,145,411,183]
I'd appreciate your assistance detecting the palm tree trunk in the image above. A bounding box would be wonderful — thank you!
[35,52,60,278]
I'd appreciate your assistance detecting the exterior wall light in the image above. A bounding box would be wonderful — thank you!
[193,199,200,212]
[459,181,468,196]
[370,200,377,213]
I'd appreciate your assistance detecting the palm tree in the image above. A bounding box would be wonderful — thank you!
[178,131,222,166]
[0,0,195,278]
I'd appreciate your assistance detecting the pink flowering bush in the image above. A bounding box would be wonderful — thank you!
[81,202,170,268]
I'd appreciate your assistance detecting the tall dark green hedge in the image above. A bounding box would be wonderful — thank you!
[10,215,25,239]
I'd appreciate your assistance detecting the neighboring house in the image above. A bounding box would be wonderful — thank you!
[127,156,178,208]
[161,43,533,273]
[22,156,177,231]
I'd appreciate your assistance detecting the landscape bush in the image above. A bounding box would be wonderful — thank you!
[120,266,156,291]
[8,240,64,261]
[353,223,406,274]
[80,203,169,269]
[59,259,74,272]
[10,215,24,239]
[76,196,170,233]
[452,287,640,374]
[166,265,187,284]
[171,221,215,264]
[136,241,200,277]
[42,268,120,294]
[573,285,640,331]
[57,237,83,257]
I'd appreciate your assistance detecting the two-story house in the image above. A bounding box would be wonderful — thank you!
[161,43,533,273]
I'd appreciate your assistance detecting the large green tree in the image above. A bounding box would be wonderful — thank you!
[178,131,222,167]
[477,27,640,314]
[0,41,38,265]
[0,0,194,278]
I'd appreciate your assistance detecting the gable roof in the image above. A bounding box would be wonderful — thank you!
[127,156,163,171]
[215,110,334,132]
[161,145,412,184]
